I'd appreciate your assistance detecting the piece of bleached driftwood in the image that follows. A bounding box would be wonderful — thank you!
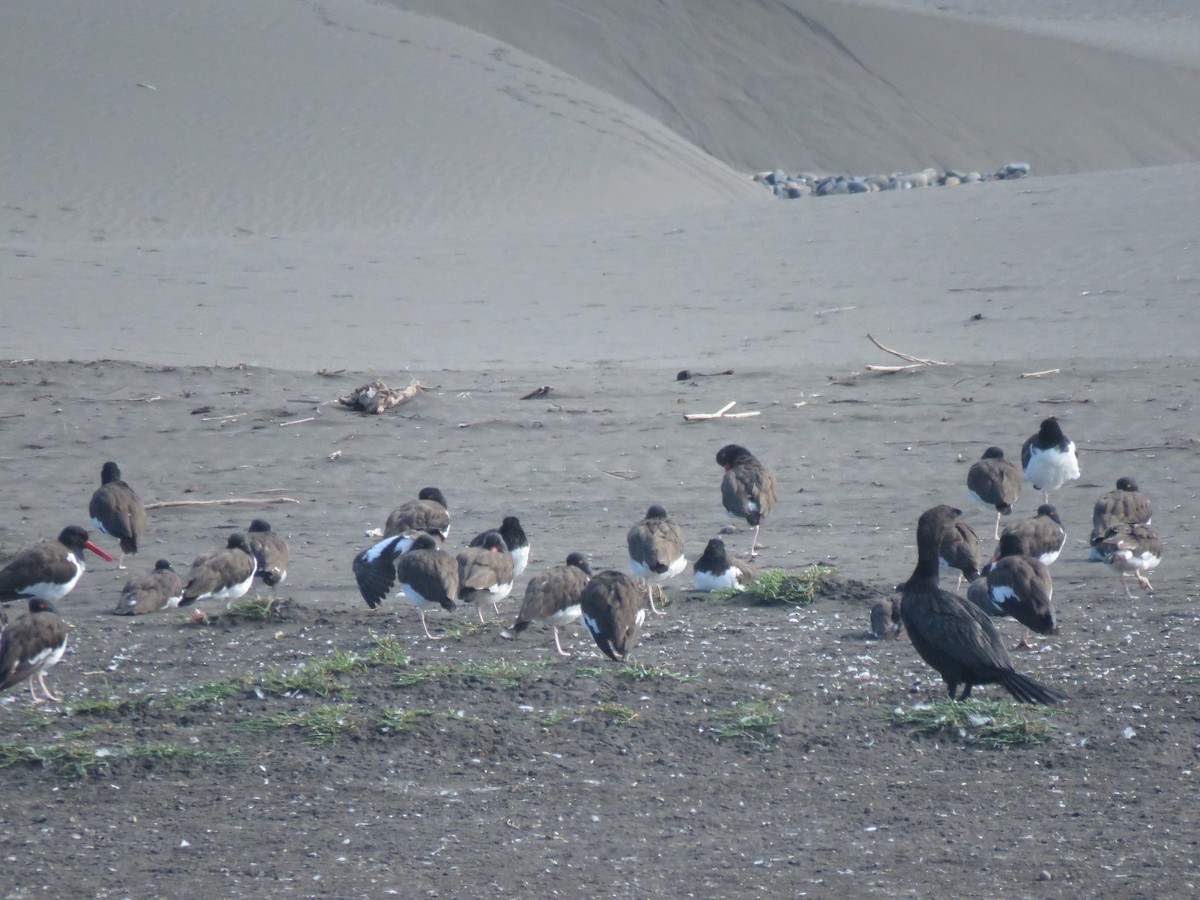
[866,333,949,367]
[863,363,925,373]
[144,497,301,510]
[337,378,425,414]
[683,401,762,423]
[1020,368,1060,378]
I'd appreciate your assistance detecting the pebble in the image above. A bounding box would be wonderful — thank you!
[753,162,1030,199]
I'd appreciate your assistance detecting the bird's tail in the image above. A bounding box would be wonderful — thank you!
[1001,672,1068,705]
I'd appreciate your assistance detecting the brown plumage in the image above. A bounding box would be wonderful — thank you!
[113,559,184,615]
[579,570,647,662]
[626,505,686,615]
[88,461,147,570]
[938,517,982,588]
[899,505,1067,704]
[246,519,289,590]
[1093,522,1163,599]
[1000,504,1066,565]
[966,447,1021,539]
[717,444,777,559]
[0,526,113,623]
[869,595,903,641]
[395,533,459,640]
[510,552,593,657]
[0,597,70,703]
[967,532,1058,649]
[456,531,515,622]
[1090,477,1152,555]
[384,487,450,540]
[180,533,258,607]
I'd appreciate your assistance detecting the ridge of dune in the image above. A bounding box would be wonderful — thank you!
[0,0,761,243]
[392,0,1200,177]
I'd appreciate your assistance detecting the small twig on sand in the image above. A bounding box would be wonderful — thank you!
[145,497,301,510]
[1021,368,1060,378]
[521,386,553,400]
[279,416,316,427]
[683,401,762,423]
[863,363,925,373]
[676,369,735,381]
[866,333,949,367]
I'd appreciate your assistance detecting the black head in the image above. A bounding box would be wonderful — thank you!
[498,516,526,543]
[28,596,57,615]
[476,531,506,552]
[702,538,728,560]
[100,461,122,484]
[418,487,448,508]
[1038,417,1066,442]
[248,519,272,533]
[57,525,92,551]
[409,533,440,553]
[226,533,251,552]
[1035,504,1062,526]
[981,446,1005,460]
[644,504,669,520]
[997,531,1025,559]
[1116,476,1139,492]
[566,551,593,576]
[716,444,751,468]
[154,559,174,572]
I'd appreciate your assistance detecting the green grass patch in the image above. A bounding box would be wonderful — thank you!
[593,702,637,724]
[392,658,548,689]
[226,595,286,620]
[240,703,358,745]
[439,618,493,641]
[715,564,833,606]
[0,738,226,779]
[537,702,638,728]
[889,699,1054,748]
[575,662,692,682]
[710,696,787,751]
[378,708,435,734]
[68,695,146,716]
[166,677,246,709]
[362,633,409,668]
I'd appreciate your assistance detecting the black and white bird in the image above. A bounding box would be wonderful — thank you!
[967,532,1058,650]
[717,444,778,559]
[579,570,647,663]
[470,516,529,577]
[395,533,459,640]
[456,531,515,621]
[693,538,755,592]
[0,597,70,704]
[352,531,431,610]
[179,533,258,608]
[1093,523,1163,599]
[1000,504,1066,566]
[246,519,289,594]
[113,559,184,616]
[627,504,686,615]
[899,505,1067,704]
[384,487,450,540]
[0,526,113,624]
[1089,477,1152,560]
[1021,417,1080,503]
[966,447,1021,539]
[508,552,593,657]
[88,460,148,570]
[938,516,982,589]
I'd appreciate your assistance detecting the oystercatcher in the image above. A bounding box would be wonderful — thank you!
[246,519,290,594]
[508,552,593,656]
[0,597,70,703]
[1021,417,1081,502]
[1000,504,1066,565]
[716,444,777,559]
[113,559,184,615]
[395,533,459,640]
[470,516,530,577]
[938,516,982,588]
[967,531,1058,649]
[627,505,686,614]
[384,487,450,540]
[1093,523,1162,599]
[579,569,647,663]
[88,461,147,570]
[0,526,113,623]
[693,538,754,592]
[1090,477,1152,560]
[966,447,1021,539]
[179,533,258,608]
[456,531,515,621]
[899,505,1067,704]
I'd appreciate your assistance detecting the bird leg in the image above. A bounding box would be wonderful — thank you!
[491,601,501,616]
[993,513,1001,542]
[36,672,62,703]
[645,581,664,616]
[1015,627,1036,651]
[552,626,571,658]
[419,610,443,641]
[476,604,487,624]
[1136,572,1154,592]
[748,524,762,559]
[116,551,127,571]
[1120,573,1137,600]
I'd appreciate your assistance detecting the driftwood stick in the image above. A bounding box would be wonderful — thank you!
[1020,368,1060,378]
[145,497,301,510]
[866,333,948,366]
[683,401,762,422]
[864,363,925,373]
[279,416,316,427]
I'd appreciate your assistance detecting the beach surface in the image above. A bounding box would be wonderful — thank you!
[2,1,1199,896]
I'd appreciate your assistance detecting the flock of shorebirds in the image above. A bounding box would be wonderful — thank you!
[0,422,1163,709]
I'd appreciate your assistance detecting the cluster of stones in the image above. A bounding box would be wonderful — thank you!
[754,162,1031,198]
